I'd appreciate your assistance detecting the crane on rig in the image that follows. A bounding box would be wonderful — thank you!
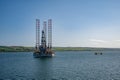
[33,19,54,58]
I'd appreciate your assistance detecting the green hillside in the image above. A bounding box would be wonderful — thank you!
[0,46,33,52]
[0,46,120,52]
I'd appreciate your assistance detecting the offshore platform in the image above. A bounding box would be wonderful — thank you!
[33,19,54,58]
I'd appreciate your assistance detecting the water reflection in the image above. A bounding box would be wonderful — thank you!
[32,58,54,80]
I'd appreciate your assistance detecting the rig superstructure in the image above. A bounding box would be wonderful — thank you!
[33,19,54,58]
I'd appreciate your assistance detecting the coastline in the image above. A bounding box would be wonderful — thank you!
[0,46,120,52]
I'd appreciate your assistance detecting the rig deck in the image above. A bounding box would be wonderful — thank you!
[33,19,54,58]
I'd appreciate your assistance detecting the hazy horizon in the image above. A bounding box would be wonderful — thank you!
[1,45,120,49]
[1,0,120,48]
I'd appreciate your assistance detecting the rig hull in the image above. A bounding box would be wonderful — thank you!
[33,52,54,58]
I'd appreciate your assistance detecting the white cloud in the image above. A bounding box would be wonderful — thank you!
[89,39,107,43]
[115,40,120,42]
[88,39,120,48]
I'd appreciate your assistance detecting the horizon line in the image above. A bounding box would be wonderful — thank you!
[0,45,120,48]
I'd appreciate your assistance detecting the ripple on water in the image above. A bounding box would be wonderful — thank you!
[0,51,120,80]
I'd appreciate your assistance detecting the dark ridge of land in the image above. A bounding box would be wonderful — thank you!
[0,46,120,52]
[0,46,34,52]
[53,47,120,51]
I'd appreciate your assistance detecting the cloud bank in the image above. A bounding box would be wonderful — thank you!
[89,39,120,48]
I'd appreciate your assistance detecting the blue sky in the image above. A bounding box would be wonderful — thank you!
[0,0,120,48]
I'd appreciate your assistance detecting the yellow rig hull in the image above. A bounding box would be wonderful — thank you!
[33,50,54,58]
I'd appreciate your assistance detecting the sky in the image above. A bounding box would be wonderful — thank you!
[0,0,120,48]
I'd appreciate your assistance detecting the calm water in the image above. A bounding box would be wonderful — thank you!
[0,51,120,80]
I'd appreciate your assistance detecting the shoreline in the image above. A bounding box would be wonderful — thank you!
[0,46,120,52]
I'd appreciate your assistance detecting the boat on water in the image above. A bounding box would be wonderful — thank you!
[94,52,102,55]
[33,19,54,58]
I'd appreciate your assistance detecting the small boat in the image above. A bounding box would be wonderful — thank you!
[95,52,97,55]
[94,52,103,55]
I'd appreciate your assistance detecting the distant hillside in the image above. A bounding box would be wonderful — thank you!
[0,46,120,52]
[52,47,120,51]
[0,46,33,52]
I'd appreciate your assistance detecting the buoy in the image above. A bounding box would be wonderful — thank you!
[95,52,97,55]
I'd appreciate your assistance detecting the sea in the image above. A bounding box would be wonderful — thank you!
[0,51,120,80]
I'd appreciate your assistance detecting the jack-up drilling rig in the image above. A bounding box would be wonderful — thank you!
[33,19,54,57]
